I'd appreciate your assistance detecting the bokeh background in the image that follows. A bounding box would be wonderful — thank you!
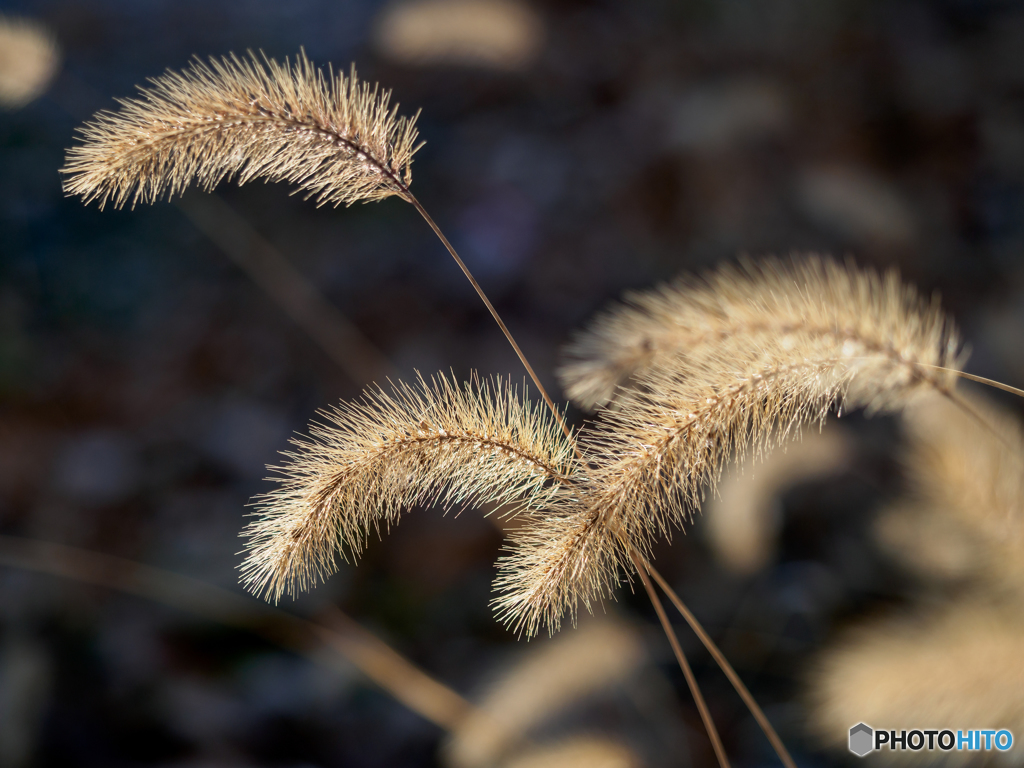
[2,0,1023,766]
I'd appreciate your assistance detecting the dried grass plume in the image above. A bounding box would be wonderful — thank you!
[444,616,645,768]
[559,256,960,411]
[62,49,421,209]
[242,372,579,602]
[374,0,544,72]
[881,391,1024,591]
[808,604,1024,763]
[812,382,1024,762]
[0,15,60,109]
[498,738,639,768]
[705,427,850,574]
[230,256,974,640]
[500,257,963,636]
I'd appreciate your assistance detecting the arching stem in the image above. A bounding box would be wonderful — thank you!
[847,356,1020,454]
[906,361,1024,399]
[406,192,574,445]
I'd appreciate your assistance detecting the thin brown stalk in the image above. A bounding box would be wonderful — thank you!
[630,550,730,768]
[405,192,573,446]
[313,605,472,729]
[905,362,1024,399]
[410,185,743,768]
[843,356,1022,454]
[408,194,742,768]
[645,561,798,768]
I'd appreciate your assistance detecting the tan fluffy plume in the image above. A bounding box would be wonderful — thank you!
[62,50,421,209]
[559,256,961,411]
[879,391,1024,591]
[705,427,851,574]
[808,603,1024,763]
[444,615,645,768]
[499,257,962,636]
[811,391,1024,762]
[241,372,580,601]
[240,257,968,639]
[0,14,61,109]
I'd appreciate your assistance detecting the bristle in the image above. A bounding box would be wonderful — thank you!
[62,50,421,209]
[492,496,629,635]
[240,372,580,602]
[559,256,961,410]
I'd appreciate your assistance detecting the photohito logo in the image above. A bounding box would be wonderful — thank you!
[849,723,873,756]
[848,724,1013,757]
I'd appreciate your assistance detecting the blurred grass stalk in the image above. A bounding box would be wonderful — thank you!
[0,535,652,768]
[176,194,398,386]
[0,534,472,730]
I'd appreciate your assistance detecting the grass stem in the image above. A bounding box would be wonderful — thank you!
[645,561,797,768]
[0,535,472,730]
[406,192,574,445]
[630,549,730,768]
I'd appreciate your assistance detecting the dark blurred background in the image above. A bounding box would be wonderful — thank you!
[1,0,1023,766]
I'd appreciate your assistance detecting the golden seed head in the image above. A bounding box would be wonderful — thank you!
[62,49,421,209]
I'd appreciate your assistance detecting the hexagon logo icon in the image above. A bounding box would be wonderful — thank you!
[849,723,874,757]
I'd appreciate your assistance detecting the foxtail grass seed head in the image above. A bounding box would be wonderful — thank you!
[559,256,961,411]
[241,372,580,602]
[493,494,630,635]
[62,50,421,209]
[373,0,545,72]
[239,258,965,635]
[503,258,964,636]
[705,427,850,574]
